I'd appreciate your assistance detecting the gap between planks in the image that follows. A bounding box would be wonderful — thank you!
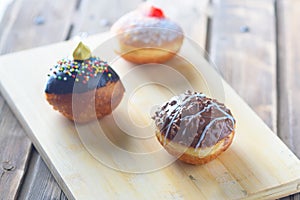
[209,0,277,132]
[276,0,300,162]
[17,148,67,200]
[0,0,80,199]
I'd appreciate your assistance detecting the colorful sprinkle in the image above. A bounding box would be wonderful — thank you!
[47,56,113,85]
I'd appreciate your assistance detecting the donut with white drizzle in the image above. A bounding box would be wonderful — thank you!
[153,91,236,165]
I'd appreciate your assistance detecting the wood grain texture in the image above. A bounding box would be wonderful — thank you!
[0,94,32,200]
[0,0,78,54]
[0,0,299,199]
[70,0,209,47]
[280,193,300,200]
[277,0,300,158]
[70,0,143,38]
[18,148,67,200]
[0,34,300,200]
[277,0,300,198]
[149,0,209,48]
[209,0,277,131]
[0,0,78,199]
[276,0,300,195]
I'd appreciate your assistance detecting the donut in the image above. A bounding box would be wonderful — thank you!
[152,91,235,165]
[111,4,184,64]
[45,42,124,123]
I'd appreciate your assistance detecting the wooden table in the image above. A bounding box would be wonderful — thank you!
[0,0,299,199]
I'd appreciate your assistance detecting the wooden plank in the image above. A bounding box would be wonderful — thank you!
[70,0,209,47]
[0,94,32,200]
[281,193,300,200]
[209,1,300,199]
[0,0,78,54]
[209,0,277,131]
[0,0,298,198]
[0,33,300,200]
[70,0,143,38]
[280,193,300,200]
[277,0,300,158]
[12,1,208,199]
[277,1,300,199]
[18,148,67,200]
[0,0,78,198]
[149,0,209,48]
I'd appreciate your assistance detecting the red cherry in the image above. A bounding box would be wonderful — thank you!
[148,6,165,18]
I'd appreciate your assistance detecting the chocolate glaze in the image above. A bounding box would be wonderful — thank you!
[153,91,235,148]
[45,57,120,94]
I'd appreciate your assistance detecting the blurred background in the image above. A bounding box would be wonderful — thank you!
[0,0,208,54]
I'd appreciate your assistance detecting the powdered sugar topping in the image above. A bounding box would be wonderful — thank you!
[112,11,183,46]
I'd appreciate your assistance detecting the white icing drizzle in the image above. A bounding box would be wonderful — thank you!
[156,92,235,149]
[111,11,183,46]
[161,93,205,145]
[193,102,235,150]
[164,108,180,145]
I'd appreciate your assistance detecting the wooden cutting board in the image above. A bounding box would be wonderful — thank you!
[0,32,300,200]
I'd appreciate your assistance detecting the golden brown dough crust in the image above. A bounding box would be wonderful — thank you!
[156,129,235,165]
[45,80,124,123]
[115,41,183,64]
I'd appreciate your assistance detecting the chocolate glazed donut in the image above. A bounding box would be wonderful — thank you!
[153,91,236,165]
[45,42,124,123]
[45,57,120,94]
